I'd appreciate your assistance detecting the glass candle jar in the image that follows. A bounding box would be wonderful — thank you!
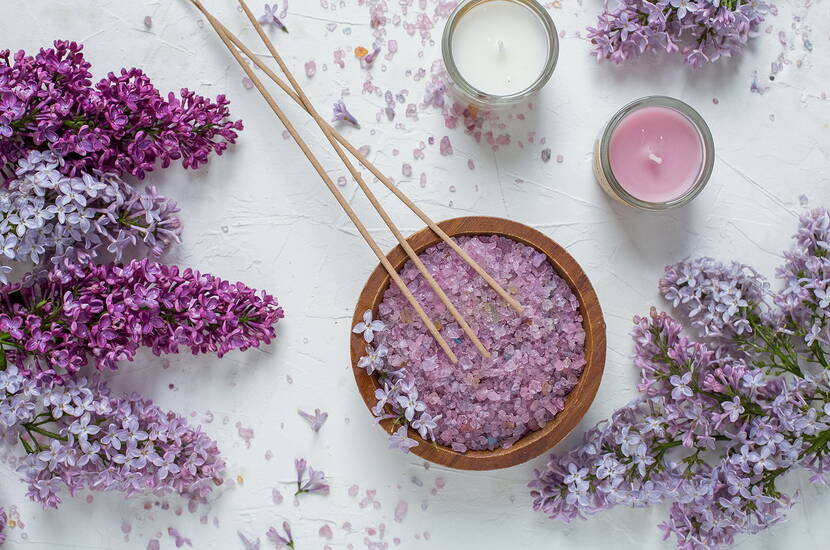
[441,0,559,108]
[593,96,715,211]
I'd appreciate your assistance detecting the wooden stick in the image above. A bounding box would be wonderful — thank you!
[187,1,523,315]
[236,0,490,359]
[190,0,459,364]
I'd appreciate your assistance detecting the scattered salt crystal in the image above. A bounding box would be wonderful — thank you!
[348,484,359,497]
[556,154,564,164]
[439,136,453,155]
[305,60,317,78]
[143,15,153,28]
[541,148,551,162]
[394,500,408,522]
[242,77,254,90]
[319,525,333,540]
[402,163,412,177]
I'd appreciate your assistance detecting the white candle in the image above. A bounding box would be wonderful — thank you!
[449,0,552,97]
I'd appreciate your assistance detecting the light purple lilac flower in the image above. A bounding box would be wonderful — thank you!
[587,0,768,67]
[0,507,5,544]
[0,367,225,509]
[266,521,294,549]
[0,41,242,179]
[0,258,284,381]
[352,309,384,343]
[357,344,387,374]
[388,425,418,453]
[0,151,181,279]
[332,100,360,128]
[238,531,261,550]
[297,408,328,432]
[294,458,329,496]
[259,4,288,33]
[532,209,830,549]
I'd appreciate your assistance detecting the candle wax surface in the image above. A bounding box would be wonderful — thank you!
[450,0,549,96]
[608,106,704,204]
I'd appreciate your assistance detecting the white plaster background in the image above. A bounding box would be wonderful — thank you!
[0,0,828,548]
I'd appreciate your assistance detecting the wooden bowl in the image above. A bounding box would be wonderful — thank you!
[350,216,606,470]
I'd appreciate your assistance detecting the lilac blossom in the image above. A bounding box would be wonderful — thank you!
[297,408,328,432]
[266,521,294,548]
[294,458,329,496]
[0,507,5,544]
[0,258,284,381]
[238,531,261,550]
[352,309,384,343]
[388,425,418,453]
[0,151,181,279]
[331,100,360,128]
[357,343,387,374]
[532,210,830,549]
[0,368,225,509]
[0,41,242,179]
[587,0,769,67]
[259,4,288,33]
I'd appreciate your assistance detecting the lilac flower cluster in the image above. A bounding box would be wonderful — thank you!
[0,366,225,509]
[587,0,769,67]
[0,151,181,280]
[354,310,435,453]
[0,258,284,381]
[531,209,830,549]
[0,41,242,179]
[0,507,5,545]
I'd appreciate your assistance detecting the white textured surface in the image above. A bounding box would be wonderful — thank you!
[1,0,829,548]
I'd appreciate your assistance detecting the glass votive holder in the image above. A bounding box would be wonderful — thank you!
[441,0,559,108]
[593,96,715,211]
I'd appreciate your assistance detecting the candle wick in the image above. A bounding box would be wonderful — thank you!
[648,152,663,165]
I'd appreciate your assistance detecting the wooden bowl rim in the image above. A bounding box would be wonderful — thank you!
[350,216,606,470]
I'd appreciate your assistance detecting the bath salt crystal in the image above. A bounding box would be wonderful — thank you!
[375,235,586,451]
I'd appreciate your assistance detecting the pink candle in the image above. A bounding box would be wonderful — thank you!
[594,97,714,210]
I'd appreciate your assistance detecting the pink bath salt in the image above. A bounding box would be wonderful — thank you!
[319,525,333,540]
[348,484,360,497]
[439,136,453,155]
[272,488,283,504]
[435,477,445,489]
[375,235,586,451]
[394,500,408,523]
[305,60,317,78]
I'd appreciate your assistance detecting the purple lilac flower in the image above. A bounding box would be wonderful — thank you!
[357,343,387,374]
[0,507,5,544]
[352,309,384,343]
[266,521,294,549]
[0,258,284,381]
[388,425,418,453]
[331,100,360,128]
[294,458,329,496]
[297,408,328,432]
[0,151,181,279]
[587,0,768,67]
[531,210,830,549]
[0,41,242,179]
[259,4,288,33]
[0,367,225,509]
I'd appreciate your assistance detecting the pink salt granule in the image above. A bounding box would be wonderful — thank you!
[376,235,586,452]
